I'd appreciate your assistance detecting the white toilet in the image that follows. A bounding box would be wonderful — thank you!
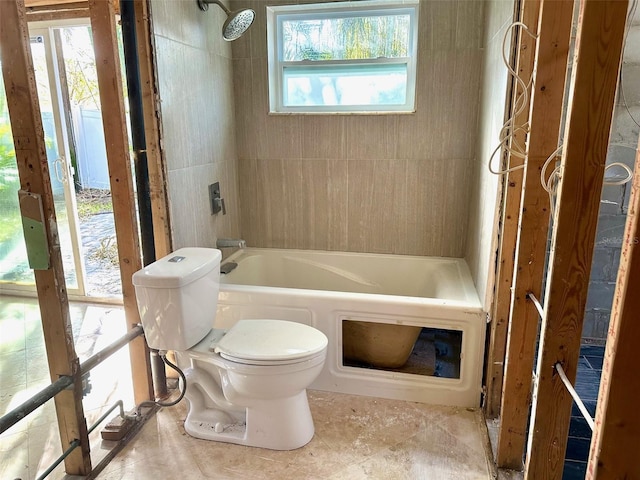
[132,247,328,450]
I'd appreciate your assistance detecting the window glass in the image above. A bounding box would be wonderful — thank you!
[281,14,411,61]
[267,1,419,113]
[283,64,407,107]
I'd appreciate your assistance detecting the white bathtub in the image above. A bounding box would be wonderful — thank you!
[215,248,486,407]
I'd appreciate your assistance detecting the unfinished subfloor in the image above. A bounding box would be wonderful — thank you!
[1,295,502,479]
[101,391,495,480]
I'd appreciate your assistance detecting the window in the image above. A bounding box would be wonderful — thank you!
[266,0,419,114]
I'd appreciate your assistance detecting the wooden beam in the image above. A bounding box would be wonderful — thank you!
[497,0,575,469]
[27,8,90,21]
[485,0,540,420]
[134,0,172,258]
[24,0,119,14]
[88,0,153,404]
[25,0,85,7]
[25,0,86,11]
[0,0,91,475]
[525,1,628,478]
[586,147,640,478]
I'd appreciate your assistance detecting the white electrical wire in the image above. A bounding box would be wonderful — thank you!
[487,22,539,176]
[540,145,564,217]
[603,162,634,186]
[491,3,637,214]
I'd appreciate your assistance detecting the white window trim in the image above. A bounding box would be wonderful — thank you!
[266,0,420,114]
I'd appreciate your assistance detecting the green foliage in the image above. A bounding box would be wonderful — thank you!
[62,27,101,109]
[0,123,18,193]
[282,13,410,62]
[341,16,409,60]
[76,189,113,218]
[0,120,21,245]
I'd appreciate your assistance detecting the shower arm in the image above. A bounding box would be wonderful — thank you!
[197,0,231,14]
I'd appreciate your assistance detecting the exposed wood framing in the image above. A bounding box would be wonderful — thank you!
[26,0,89,21]
[496,0,575,469]
[24,0,120,14]
[586,145,640,478]
[0,0,91,474]
[485,0,540,419]
[525,1,628,478]
[88,0,153,404]
[25,0,85,7]
[134,0,172,258]
[27,8,90,22]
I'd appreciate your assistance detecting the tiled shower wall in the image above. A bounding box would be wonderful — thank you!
[231,0,486,257]
[465,0,514,309]
[150,0,242,250]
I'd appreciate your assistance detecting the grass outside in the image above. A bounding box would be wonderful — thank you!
[76,188,113,218]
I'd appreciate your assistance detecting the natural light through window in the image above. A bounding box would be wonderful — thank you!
[267,0,419,113]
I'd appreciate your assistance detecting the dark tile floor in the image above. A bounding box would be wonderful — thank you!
[562,344,605,480]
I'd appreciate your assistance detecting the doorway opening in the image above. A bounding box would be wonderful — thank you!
[0,20,124,300]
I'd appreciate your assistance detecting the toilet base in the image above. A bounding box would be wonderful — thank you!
[184,390,315,450]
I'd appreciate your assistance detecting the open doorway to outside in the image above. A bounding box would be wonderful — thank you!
[0,19,123,300]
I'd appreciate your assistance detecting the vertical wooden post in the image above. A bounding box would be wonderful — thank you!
[88,0,154,404]
[133,0,172,259]
[586,146,640,478]
[0,0,91,474]
[525,1,628,478]
[497,0,575,469]
[485,0,540,419]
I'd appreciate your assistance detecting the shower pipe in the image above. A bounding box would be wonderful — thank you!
[0,325,143,435]
[120,0,167,399]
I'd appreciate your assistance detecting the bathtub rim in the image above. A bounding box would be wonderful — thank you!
[221,247,482,308]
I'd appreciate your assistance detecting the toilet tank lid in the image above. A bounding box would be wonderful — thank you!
[215,319,328,362]
[132,247,221,289]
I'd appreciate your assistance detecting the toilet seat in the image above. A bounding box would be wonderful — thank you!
[212,319,328,366]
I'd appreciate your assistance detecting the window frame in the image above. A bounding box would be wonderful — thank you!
[266,0,420,114]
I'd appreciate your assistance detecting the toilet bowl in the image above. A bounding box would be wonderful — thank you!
[132,248,328,450]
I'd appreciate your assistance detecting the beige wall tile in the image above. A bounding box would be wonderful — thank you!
[456,0,486,49]
[233,59,257,160]
[152,0,243,251]
[344,116,398,161]
[232,0,488,255]
[256,116,303,160]
[423,0,458,51]
[301,116,345,160]
[238,158,349,250]
[248,0,269,60]
[465,0,513,309]
[166,169,198,248]
[346,160,408,254]
[157,0,493,259]
[300,159,348,250]
[237,158,262,246]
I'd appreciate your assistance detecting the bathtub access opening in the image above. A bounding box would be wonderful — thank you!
[341,320,462,379]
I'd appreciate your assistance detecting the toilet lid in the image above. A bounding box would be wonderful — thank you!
[214,319,328,363]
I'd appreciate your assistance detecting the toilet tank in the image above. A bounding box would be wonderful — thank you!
[132,247,222,351]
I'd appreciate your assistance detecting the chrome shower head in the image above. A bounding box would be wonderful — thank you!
[197,0,255,41]
[222,8,255,41]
